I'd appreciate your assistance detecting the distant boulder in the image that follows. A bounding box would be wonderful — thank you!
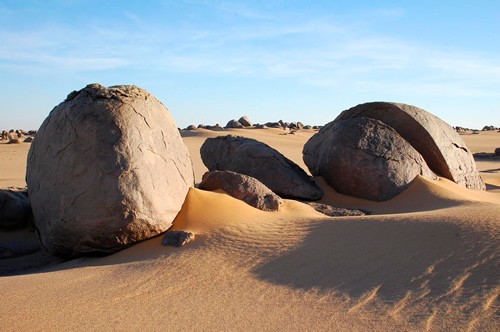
[26,84,194,257]
[23,137,33,143]
[304,117,437,201]
[199,170,282,211]
[184,125,197,131]
[238,116,253,127]
[225,120,244,129]
[201,135,323,201]
[495,148,500,156]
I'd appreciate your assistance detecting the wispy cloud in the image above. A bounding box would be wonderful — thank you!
[1,2,499,100]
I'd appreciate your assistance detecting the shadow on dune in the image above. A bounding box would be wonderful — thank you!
[253,215,498,305]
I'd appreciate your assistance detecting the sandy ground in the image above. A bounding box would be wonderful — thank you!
[0,129,499,331]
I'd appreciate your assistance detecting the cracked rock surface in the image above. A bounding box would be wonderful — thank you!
[26,83,194,257]
[201,135,323,201]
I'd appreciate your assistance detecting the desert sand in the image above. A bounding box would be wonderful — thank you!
[0,128,499,331]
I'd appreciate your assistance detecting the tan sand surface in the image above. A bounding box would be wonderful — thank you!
[0,128,499,331]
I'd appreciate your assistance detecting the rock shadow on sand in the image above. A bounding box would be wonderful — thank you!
[253,216,498,310]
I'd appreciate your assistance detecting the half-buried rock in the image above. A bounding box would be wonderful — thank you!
[199,170,282,211]
[26,84,194,257]
[303,117,437,201]
[201,135,323,201]
[331,102,485,190]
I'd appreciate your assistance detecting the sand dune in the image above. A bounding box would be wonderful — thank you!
[0,128,498,330]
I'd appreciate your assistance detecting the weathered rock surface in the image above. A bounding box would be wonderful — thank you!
[199,170,282,211]
[303,117,437,201]
[0,189,32,229]
[238,116,252,127]
[162,230,195,247]
[333,102,485,190]
[26,83,194,257]
[306,202,368,217]
[201,135,323,200]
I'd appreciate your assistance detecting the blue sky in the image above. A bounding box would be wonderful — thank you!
[1,0,499,129]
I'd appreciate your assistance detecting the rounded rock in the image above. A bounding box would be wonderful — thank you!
[26,84,194,257]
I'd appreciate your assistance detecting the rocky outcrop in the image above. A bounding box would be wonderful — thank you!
[332,102,484,190]
[304,117,437,201]
[199,170,282,211]
[0,189,32,229]
[26,83,194,257]
[201,135,323,201]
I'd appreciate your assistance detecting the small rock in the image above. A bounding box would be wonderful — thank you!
[306,202,368,217]
[162,230,195,247]
[23,137,33,143]
[199,170,282,211]
[238,116,252,127]
[495,148,500,156]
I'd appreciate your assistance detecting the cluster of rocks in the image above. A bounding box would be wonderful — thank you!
[0,130,36,144]
[1,84,486,262]
[183,116,320,131]
[454,125,500,134]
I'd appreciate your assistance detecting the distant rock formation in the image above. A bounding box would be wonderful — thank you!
[26,83,194,257]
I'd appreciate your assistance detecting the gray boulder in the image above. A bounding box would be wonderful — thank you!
[333,102,485,190]
[199,170,282,211]
[0,189,32,229]
[238,116,253,127]
[162,230,195,247]
[26,83,194,257]
[225,120,244,129]
[306,202,368,217]
[201,135,323,200]
[303,117,437,201]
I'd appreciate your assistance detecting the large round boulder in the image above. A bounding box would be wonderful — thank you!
[333,102,485,190]
[303,117,437,201]
[201,135,323,200]
[26,84,194,257]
